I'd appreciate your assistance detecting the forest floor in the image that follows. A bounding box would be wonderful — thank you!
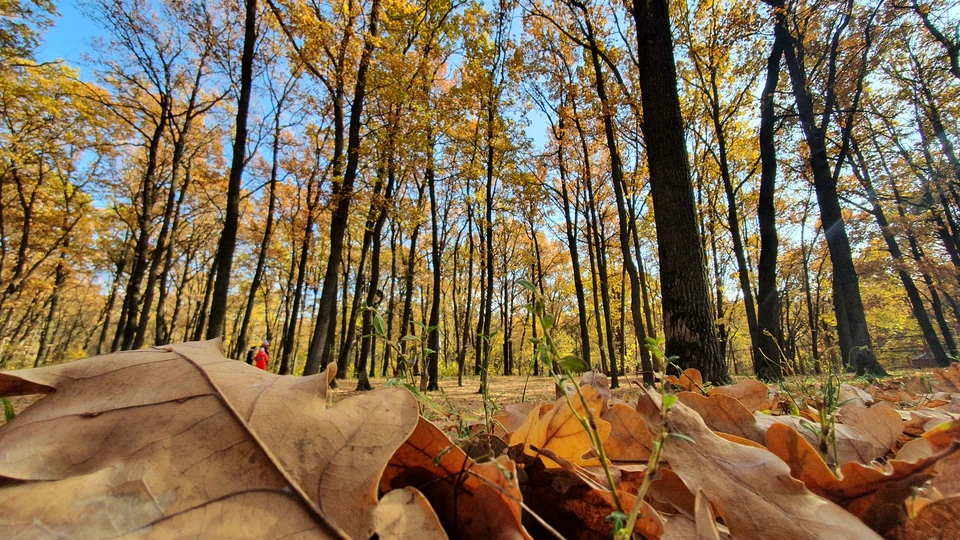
[2,368,940,425]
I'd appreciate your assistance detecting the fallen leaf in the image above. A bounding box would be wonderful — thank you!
[493,402,539,438]
[509,385,611,467]
[580,371,611,400]
[891,497,960,539]
[522,462,664,540]
[676,392,765,444]
[603,403,654,461]
[694,490,720,540]
[708,379,769,411]
[765,423,957,534]
[0,340,423,539]
[636,388,882,539]
[838,403,903,456]
[374,487,448,540]
[664,369,703,393]
[382,416,529,539]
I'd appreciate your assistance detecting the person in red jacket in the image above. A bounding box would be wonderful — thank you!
[254,342,269,370]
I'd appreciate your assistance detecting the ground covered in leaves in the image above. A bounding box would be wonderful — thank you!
[0,340,958,539]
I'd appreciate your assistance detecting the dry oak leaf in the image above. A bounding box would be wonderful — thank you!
[838,403,904,456]
[603,402,654,461]
[509,385,611,467]
[580,371,612,400]
[765,423,957,534]
[707,379,770,412]
[664,369,703,393]
[381,416,530,539]
[891,497,960,540]
[635,388,881,539]
[676,392,766,444]
[0,340,421,539]
[694,489,721,540]
[932,363,960,393]
[753,412,883,466]
[522,462,664,540]
[374,487,448,540]
[493,402,540,439]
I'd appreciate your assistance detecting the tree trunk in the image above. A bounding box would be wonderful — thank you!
[207,0,257,341]
[756,28,785,380]
[631,0,726,382]
[303,0,380,376]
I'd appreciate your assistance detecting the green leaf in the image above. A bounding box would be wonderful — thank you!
[560,354,587,372]
[401,335,420,342]
[669,432,696,444]
[373,313,387,336]
[518,279,536,293]
[662,393,678,409]
[542,314,554,330]
[413,321,426,329]
[424,348,436,355]
[3,398,14,422]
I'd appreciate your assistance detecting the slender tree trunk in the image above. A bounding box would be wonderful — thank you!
[207,0,257,341]
[119,94,171,350]
[236,103,285,358]
[304,0,380,376]
[426,132,442,391]
[35,252,66,367]
[756,29,785,380]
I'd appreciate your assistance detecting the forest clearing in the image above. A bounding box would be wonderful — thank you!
[4,0,960,535]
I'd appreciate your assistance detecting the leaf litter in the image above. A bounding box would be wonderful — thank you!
[0,340,958,539]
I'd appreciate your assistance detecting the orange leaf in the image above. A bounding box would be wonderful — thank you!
[509,385,610,467]
[603,403,654,461]
[382,417,529,539]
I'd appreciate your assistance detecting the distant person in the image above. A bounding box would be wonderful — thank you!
[245,346,257,365]
[254,343,269,371]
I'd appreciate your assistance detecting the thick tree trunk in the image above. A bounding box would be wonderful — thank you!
[632,0,726,382]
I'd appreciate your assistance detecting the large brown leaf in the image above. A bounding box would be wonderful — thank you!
[0,340,421,539]
[676,392,765,444]
[603,402,654,461]
[708,379,770,412]
[636,388,881,539]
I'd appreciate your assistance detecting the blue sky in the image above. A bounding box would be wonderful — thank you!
[39,1,102,68]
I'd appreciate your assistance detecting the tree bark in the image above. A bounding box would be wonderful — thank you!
[631,0,726,382]
[207,0,257,341]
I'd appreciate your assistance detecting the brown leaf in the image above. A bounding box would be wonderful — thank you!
[382,416,529,539]
[580,371,612,400]
[838,403,903,456]
[753,411,884,466]
[694,490,720,540]
[603,403,654,461]
[891,497,960,539]
[374,487,448,540]
[664,369,703,393]
[708,379,769,412]
[0,340,421,539]
[509,385,611,467]
[676,392,765,444]
[765,423,956,534]
[636,388,881,539]
[522,463,664,540]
